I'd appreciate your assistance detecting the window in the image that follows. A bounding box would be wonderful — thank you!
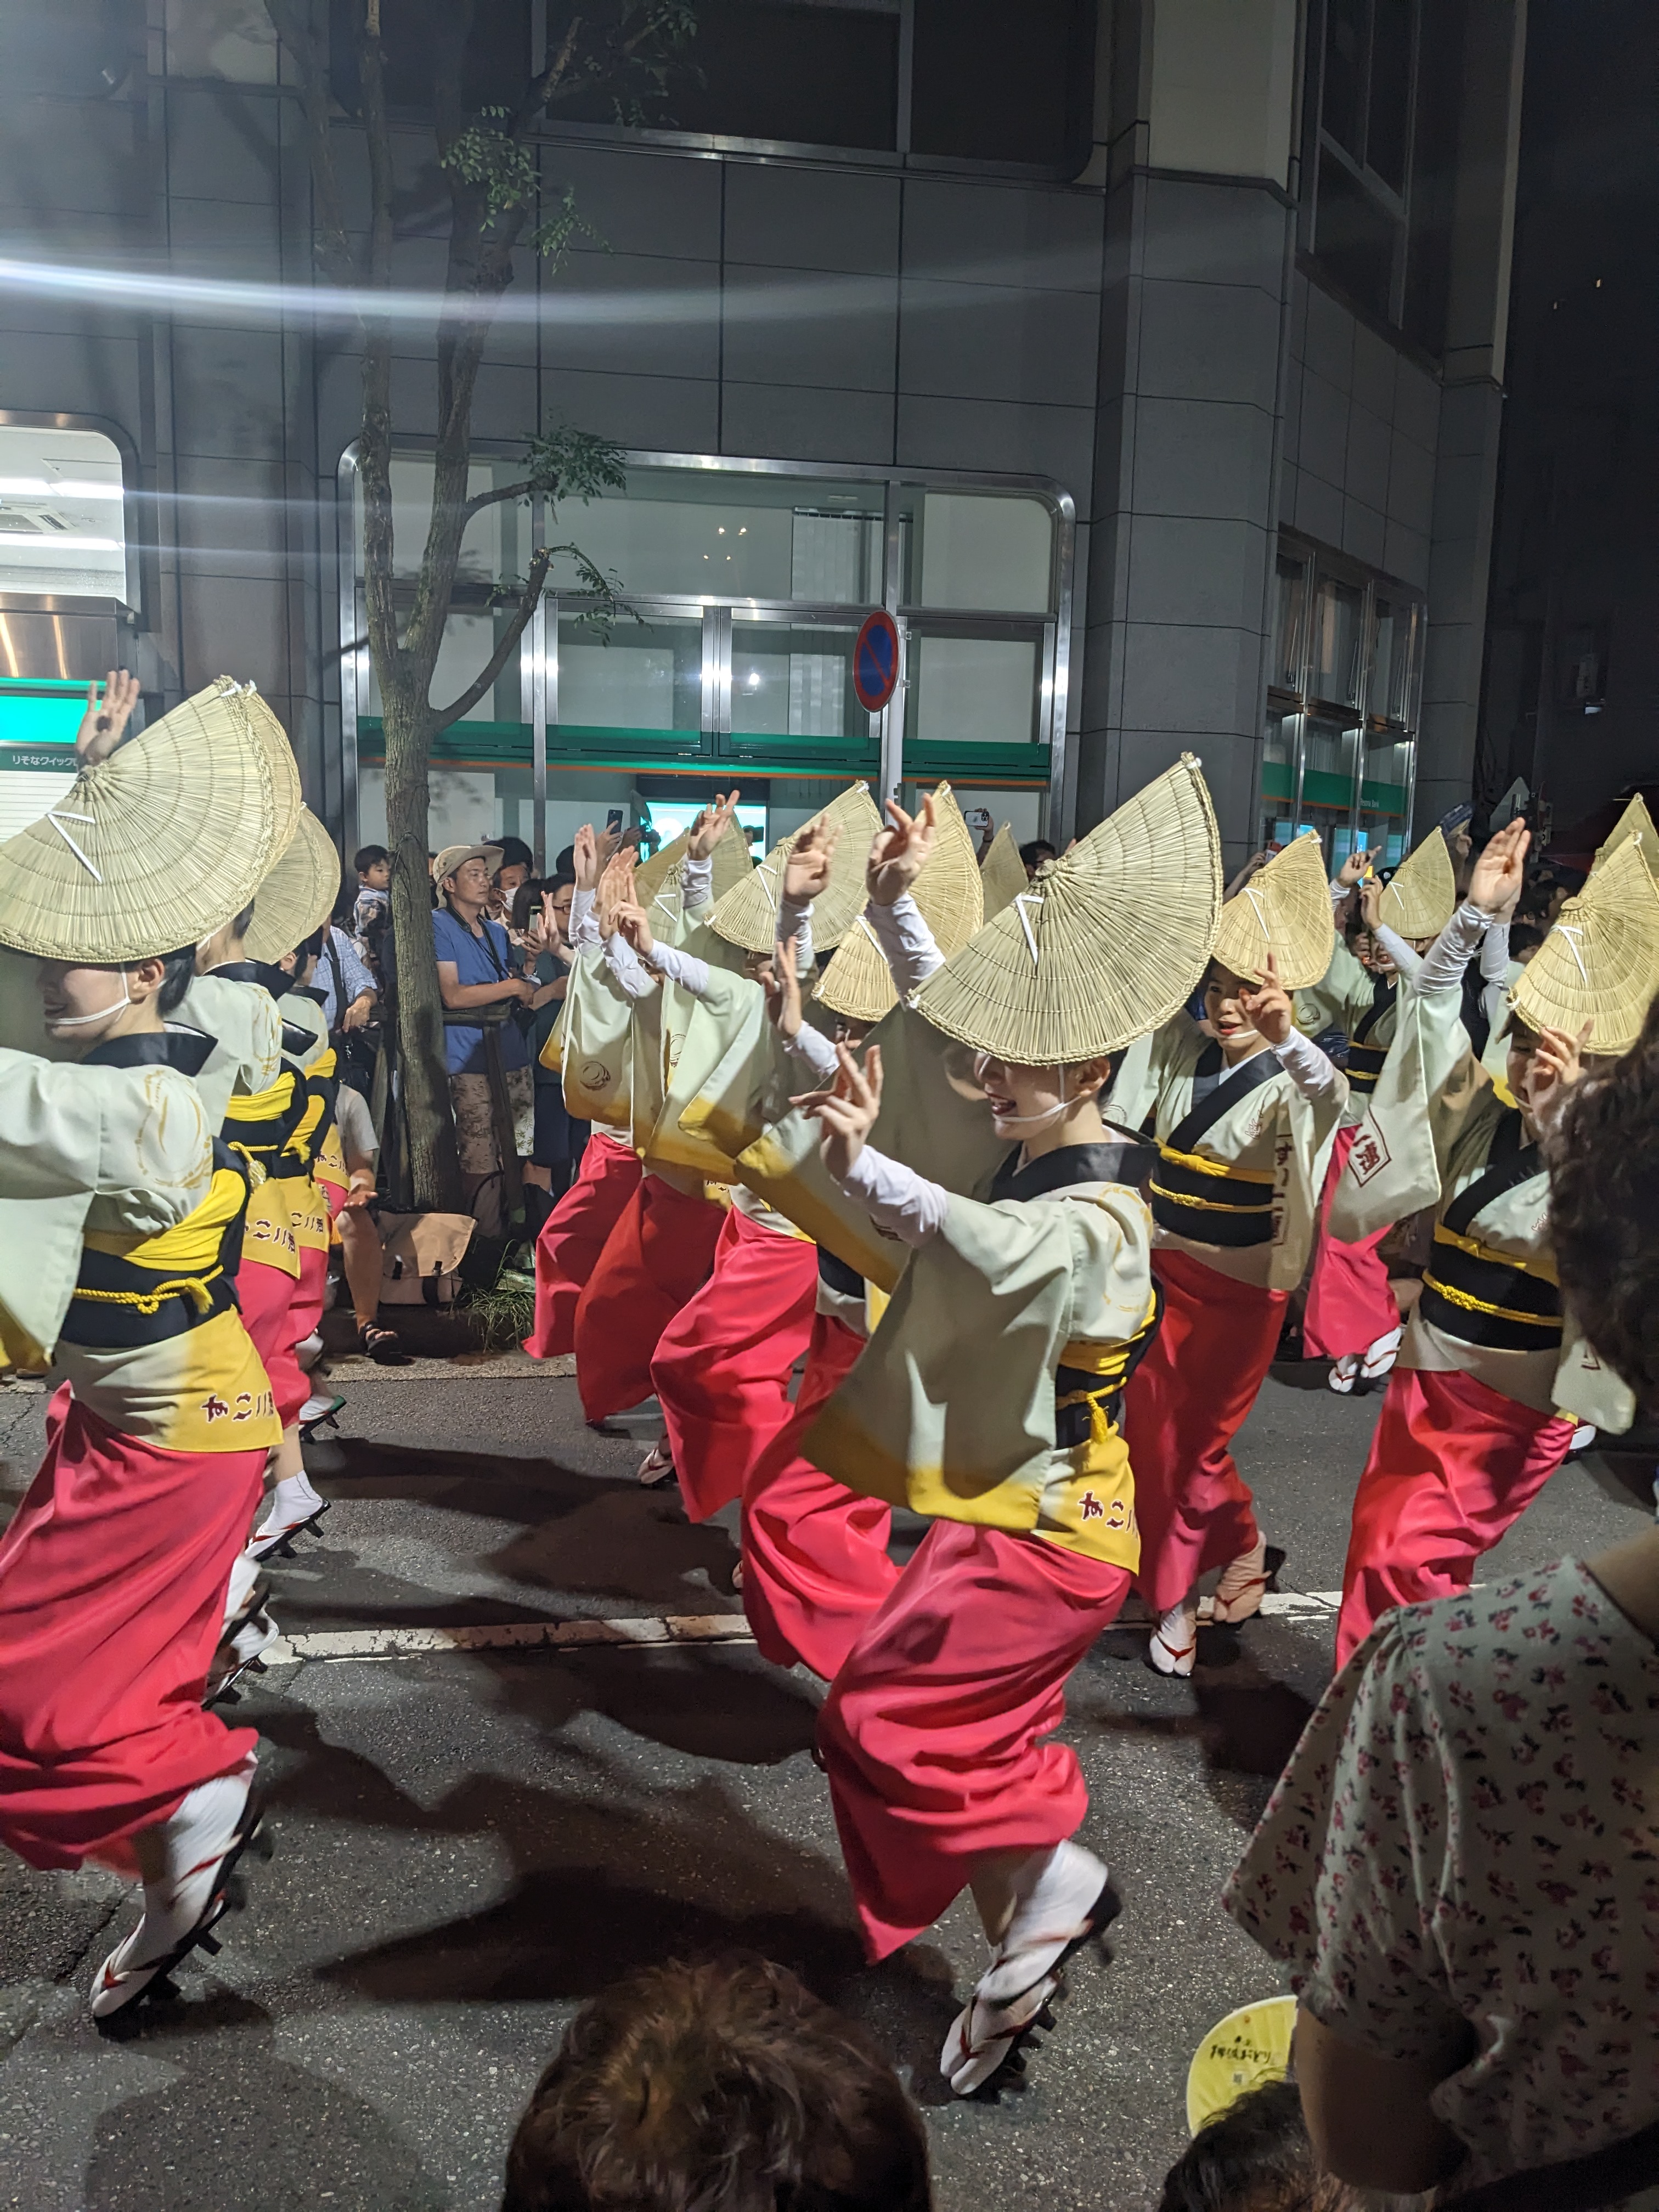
[0,424,127,600]
[910,0,1095,170]
[1261,535,1421,868]
[343,450,1070,857]
[1303,0,1463,346]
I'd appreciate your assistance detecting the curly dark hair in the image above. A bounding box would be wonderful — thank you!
[1549,994,1659,1411]
[1158,2079,1349,2212]
[501,1956,932,2212]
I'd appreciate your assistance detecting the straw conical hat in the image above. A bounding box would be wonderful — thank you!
[1211,831,1334,990]
[244,806,341,962]
[1376,829,1455,940]
[814,784,985,1025]
[0,677,298,964]
[242,687,304,865]
[1511,837,1659,1054]
[912,756,1221,1064]
[633,815,754,910]
[707,783,882,954]
[979,822,1029,922]
[1589,793,1659,885]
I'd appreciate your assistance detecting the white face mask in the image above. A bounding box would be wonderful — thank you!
[50,979,131,1029]
[973,1054,1075,1133]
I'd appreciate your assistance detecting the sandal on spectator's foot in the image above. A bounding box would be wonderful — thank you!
[637,1443,676,1487]
[358,1322,412,1367]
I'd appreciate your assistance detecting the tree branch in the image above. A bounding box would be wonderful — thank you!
[263,0,359,286]
[459,479,534,528]
[428,548,551,730]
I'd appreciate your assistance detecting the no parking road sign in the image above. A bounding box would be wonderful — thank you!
[852,609,900,713]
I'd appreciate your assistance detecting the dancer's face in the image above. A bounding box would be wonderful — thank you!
[975,1054,1111,1136]
[1203,964,1261,1048]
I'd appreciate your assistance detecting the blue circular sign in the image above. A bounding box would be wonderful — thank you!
[853,610,900,713]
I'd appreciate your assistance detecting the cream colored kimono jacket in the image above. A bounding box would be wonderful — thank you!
[0,1043,280,1451]
[1330,984,1632,1429]
[1108,1015,1345,1291]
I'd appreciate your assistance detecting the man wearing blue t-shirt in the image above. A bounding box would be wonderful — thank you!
[432,842,550,1233]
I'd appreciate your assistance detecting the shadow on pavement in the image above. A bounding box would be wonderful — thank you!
[84,2047,448,2212]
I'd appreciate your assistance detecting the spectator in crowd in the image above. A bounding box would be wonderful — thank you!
[332,1078,409,1365]
[1019,836,1058,877]
[1158,2081,1350,2212]
[353,843,391,940]
[316,907,378,1060]
[515,872,587,1234]
[501,1956,932,2212]
[488,836,536,924]
[432,843,538,1237]
[1222,996,1659,2203]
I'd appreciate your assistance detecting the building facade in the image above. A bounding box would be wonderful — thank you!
[0,0,1527,871]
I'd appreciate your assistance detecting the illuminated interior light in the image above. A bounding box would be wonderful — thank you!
[0,532,121,552]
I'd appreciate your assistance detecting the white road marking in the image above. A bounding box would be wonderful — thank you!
[264,1612,755,1666]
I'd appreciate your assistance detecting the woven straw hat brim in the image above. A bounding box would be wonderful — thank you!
[631,828,689,909]
[1511,837,1659,1054]
[244,807,341,962]
[1590,793,1659,885]
[241,687,304,865]
[1211,831,1334,991]
[912,755,1222,1064]
[814,783,985,1025]
[979,822,1029,921]
[707,783,882,953]
[0,678,295,963]
[635,816,755,910]
[1377,830,1455,940]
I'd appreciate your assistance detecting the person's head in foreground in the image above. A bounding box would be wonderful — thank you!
[1158,2080,1350,2212]
[500,1956,932,2212]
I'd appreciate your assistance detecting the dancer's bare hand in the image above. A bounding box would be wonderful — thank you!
[1469,820,1530,917]
[761,951,804,1040]
[614,901,654,959]
[785,817,839,903]
[688,791,740,861]
[75,670,140,766]
[1238,952,1294,1047]
[794,1042,883,1180]
[867,794,935,907]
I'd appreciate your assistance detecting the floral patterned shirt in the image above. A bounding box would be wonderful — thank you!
[1223,1559,1659,2199]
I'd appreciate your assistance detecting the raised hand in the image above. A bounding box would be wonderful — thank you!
[785,817,840,904]
[1524,1021,1591,1122]
[572,823,602,893]
[595,851,635,940]
[1358,879,1383,932]
[1238,951,1294,1046]
[74,670,140,767]
[867,794,936,908]
[1468,820,1530,918]
[614,900,655,960]
[1337,847,1373,889]
[760,951,804,1040]
[688,790,740,861]
[794,1042,884,1181]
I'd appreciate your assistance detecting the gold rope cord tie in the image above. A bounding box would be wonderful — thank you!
[1148,1180,1273,1214]
[71,1272,222,1317]
[1421,1273,1559,1329]
[227,1143,268,1188]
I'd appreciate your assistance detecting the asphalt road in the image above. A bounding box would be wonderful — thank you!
[0,1362,1651,2212]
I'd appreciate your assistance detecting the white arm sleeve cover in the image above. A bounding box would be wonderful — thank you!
[835,1141,950,1246]
[651,942,711,998]
[1272,1027,1342,1102]
[784,1021,840,1084]
[570,888,599,950]
[777,893,815,978]
[864,894,945,992]
[602,933,657,1000]
[1414,901,1491,996]
[1373,923,1425,984]
[681,855,714,912]
[1480,920,1511,983]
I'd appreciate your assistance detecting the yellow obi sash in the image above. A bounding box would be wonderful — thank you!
[65,1155,250,1349]
[1032,1306,1159,1569]
[314,1119,349,1194]
[240,1161,301,1278]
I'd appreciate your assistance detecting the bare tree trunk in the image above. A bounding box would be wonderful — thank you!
[381,699,462,1211]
